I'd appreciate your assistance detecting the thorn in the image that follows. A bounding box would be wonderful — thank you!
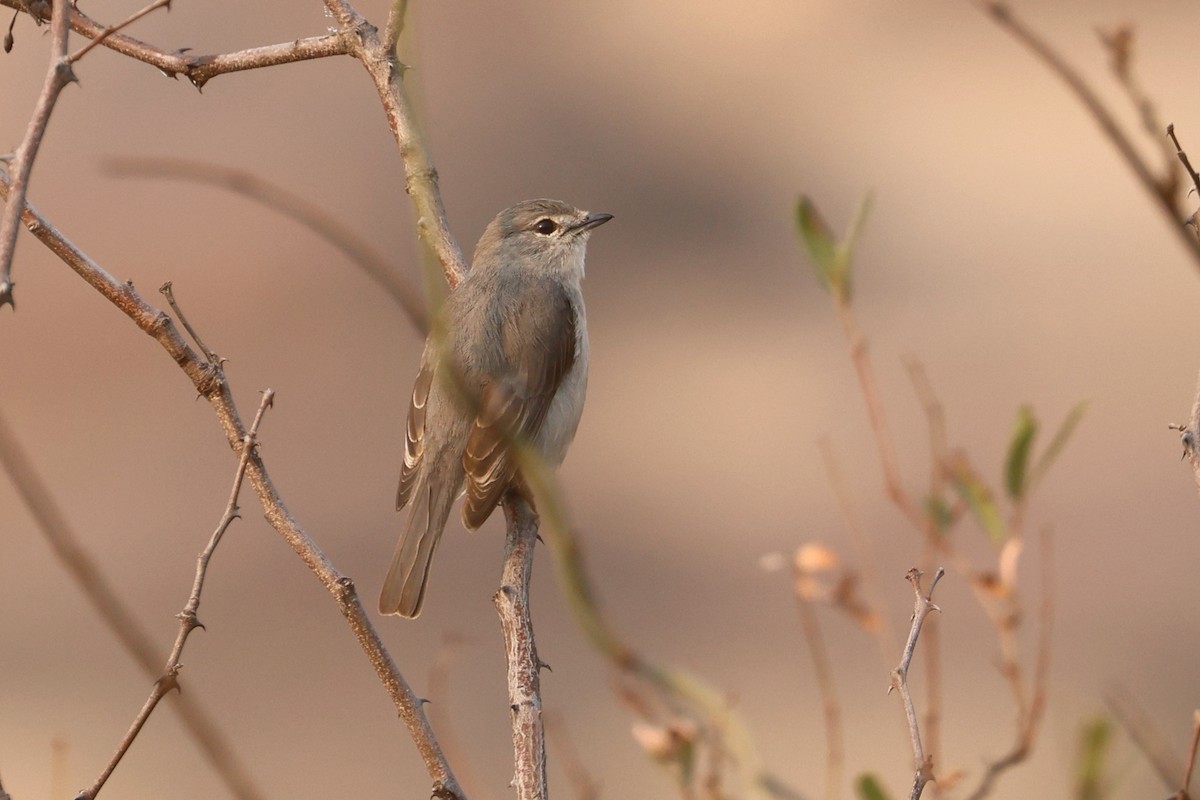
[538,659,552,673]
[418,696,430,706]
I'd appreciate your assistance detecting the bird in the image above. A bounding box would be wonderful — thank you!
[380,199,612,618]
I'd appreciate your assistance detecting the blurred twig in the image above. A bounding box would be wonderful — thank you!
[545,711,601,800]
[1106,690,1182,791]
[0,410,266,800]
[106,157,428,333]
[78,391,273,800]
[978,2,1200,269]
[426,635,490,800]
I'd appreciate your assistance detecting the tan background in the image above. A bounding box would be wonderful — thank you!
[2,1,1198,797]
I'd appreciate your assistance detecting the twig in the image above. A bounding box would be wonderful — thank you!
[889,567,945,800]
[0,170,466,800]
[1107,690,1182,790]
[78,390,272,800]
[0,0,72,310]
[160,281,220,363]
[321,0,468,288]
[66,0,169,64]
[495,496,548,800]
[0,410,266,800]
[790,569,843,800]
[1097,24,1179,202]
[384,0,408,54]
[978,1,1200,269]
[107,157,427,333]
[1167,126,1200,201]
[1,1,350,89]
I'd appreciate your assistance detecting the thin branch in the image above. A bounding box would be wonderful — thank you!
[321,0,468,287]
[0,413,266,800]
[495,496,548,800]
[66,0,170,64]
[1167,126,1200,202]
[161,281,221,363]
[77,390,272,800]
[1097,24,1179,202]
[0,170,466,800]
[978,1,1200,270]
[1107,689,1182,791]
[106,157,427,333]
[790,568,843,800]
[1,1,349,89]
[889,567,945,800]
[0,0,72,310]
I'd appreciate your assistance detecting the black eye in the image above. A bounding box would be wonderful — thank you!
[532,218,558,235]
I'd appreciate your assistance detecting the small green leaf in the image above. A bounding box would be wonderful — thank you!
[1005,405,1038,500]
[1027,401,1087,494]
[856,773,892,800]
[796,196,840,291]
[947,454,1006,544]
[1075,714,1112,800]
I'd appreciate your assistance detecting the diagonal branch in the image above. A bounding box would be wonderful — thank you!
[1,1,350,89]
[0,170,466,800]
[889,566,945,800]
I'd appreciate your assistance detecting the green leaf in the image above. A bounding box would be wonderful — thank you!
[924,493,954,535]
[947,454,1006,544]
[856,773,892,800]
[1027,401,1087,494]
[1005,405,1038,500]
[1075,714,1112,800]
[796,196,840,291]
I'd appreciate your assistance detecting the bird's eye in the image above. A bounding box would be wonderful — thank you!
[532,218,559,235]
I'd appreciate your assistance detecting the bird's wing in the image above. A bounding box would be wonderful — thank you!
[460,283,576,529]
[396,356,435,511]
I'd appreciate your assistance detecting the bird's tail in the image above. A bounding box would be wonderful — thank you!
[379,475,457,618]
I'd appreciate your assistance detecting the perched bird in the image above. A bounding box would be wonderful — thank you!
[380,199,612,618]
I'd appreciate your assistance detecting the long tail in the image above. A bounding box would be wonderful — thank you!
[379,476,457,618]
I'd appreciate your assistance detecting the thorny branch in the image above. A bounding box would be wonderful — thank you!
[76,391,273,800]
[889,567,945,800]
[0,170,465,799]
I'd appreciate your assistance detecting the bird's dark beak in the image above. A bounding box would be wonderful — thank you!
[571,212,613,233]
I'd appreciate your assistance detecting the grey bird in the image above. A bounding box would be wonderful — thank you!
[380,199,612,618]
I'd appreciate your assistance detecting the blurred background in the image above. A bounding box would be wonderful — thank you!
[2,1,1199,797]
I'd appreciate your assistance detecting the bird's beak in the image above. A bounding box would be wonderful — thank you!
[570,212,614,233]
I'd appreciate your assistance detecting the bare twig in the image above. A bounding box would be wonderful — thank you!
[66,0,170,64]
[78,390,272,800]
[384,0,408,54]
[321,0,468,287]
[495,496,548,800]
[978,1,1200,269]
[1167,126,1200,202]
[0,0,72,309]
[889,567,945,800]
[160,281,221,363]
[0,170,466,800]
[0,410,266,800]
[107,157,427,333]
[1,1,350,89]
